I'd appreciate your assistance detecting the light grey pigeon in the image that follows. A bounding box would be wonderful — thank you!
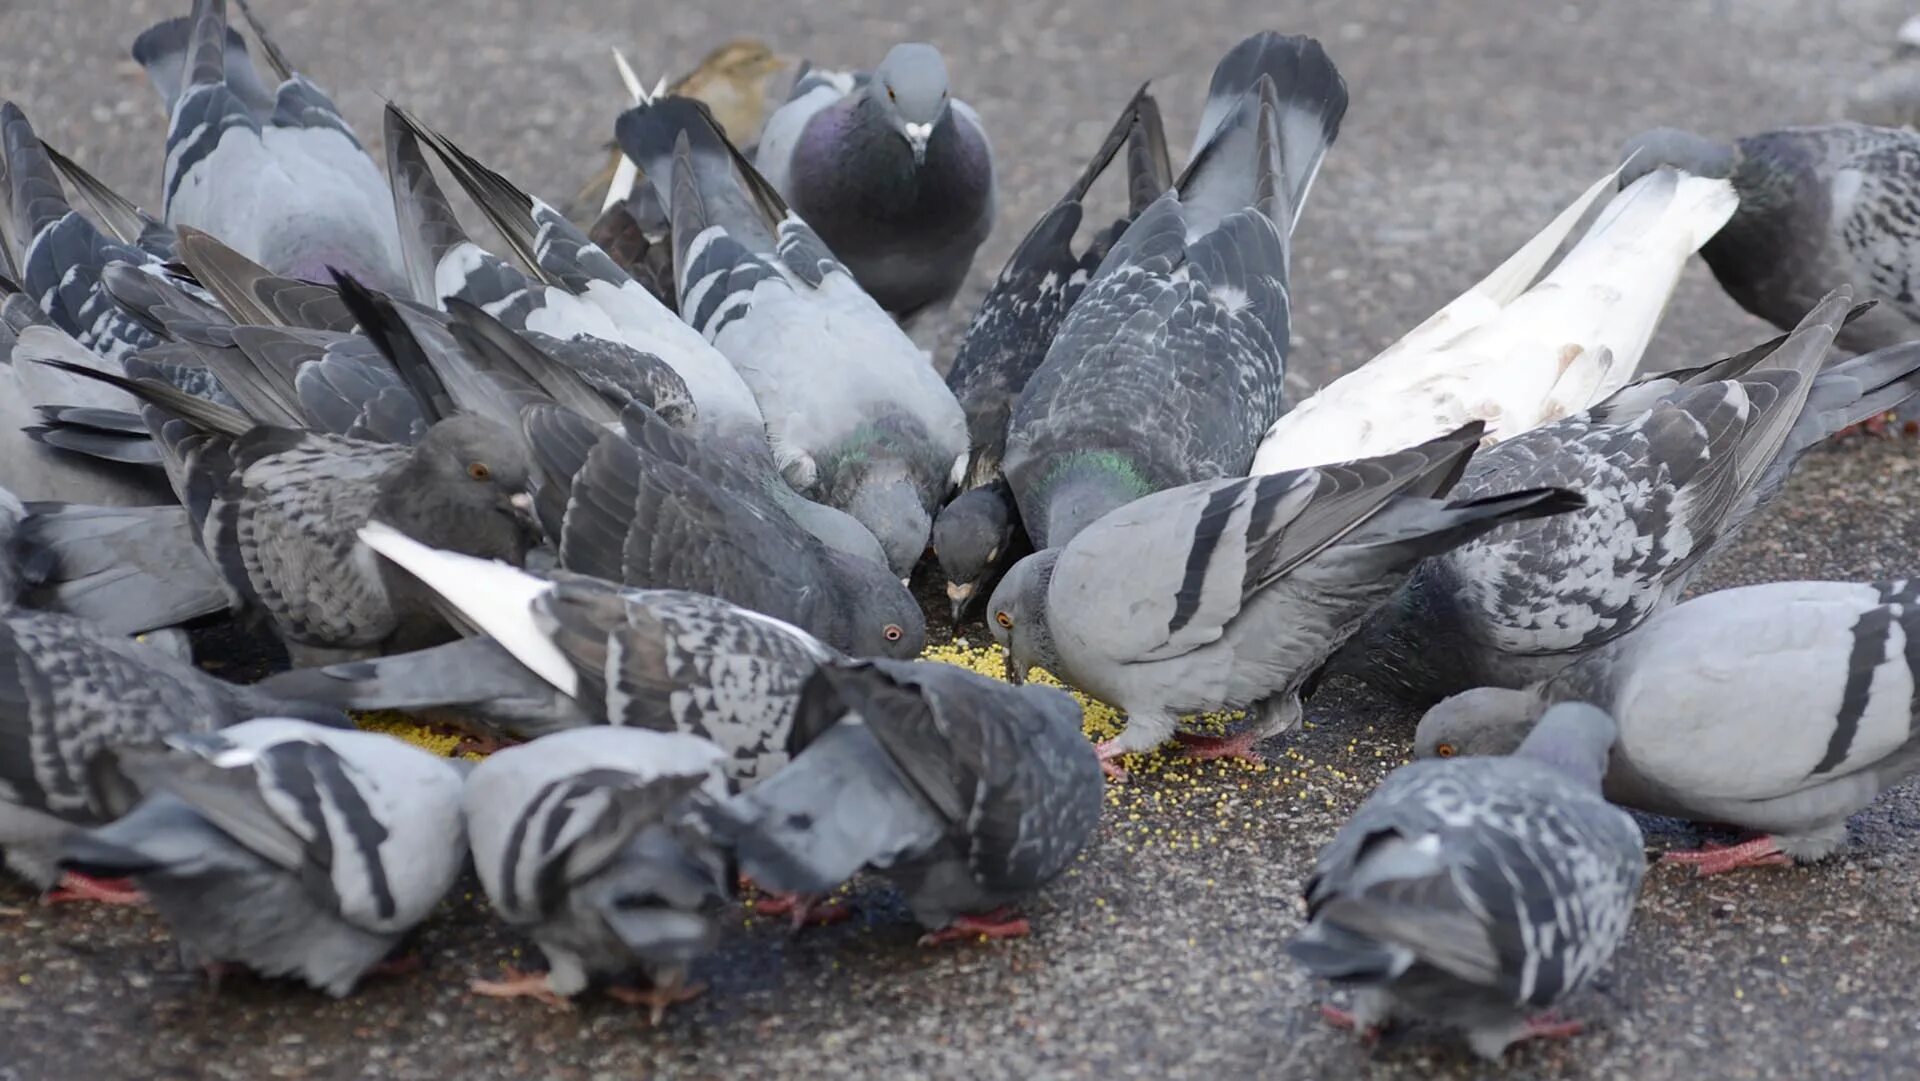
[935,85,1170,621]
[1338,290,1920,705]
[57,719,465,996]
[130,0,407,292]
[52,361,541,666]
[752,43,996,323]
[260,523,835,783]
[1416,578,1920,876]
[704,657,1101,945]
[1001,33,1347,558]
[463,727,730,1017]
[524,402,925,659]
[616,94,970,577]
[0,609,346,897]
[1291,702,1645,1060]
[986,424,1583,777]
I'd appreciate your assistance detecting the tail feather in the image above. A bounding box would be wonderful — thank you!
[18,500,231,634]
[231,0,297,83]
[1286,919,1410,982]
[38,142,155,250]
[183,0,232,96]
[614,95,787,257]
[1126,88,1174,215]
[2,102,72,248]
[1351,486,1587,562]
[130,6,275,115]
[383,104,474,307]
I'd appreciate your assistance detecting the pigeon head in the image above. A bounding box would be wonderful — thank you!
[1513,702,1619,791]
[586,823,728,983]
[932,486,1015,623]
[843,470,934,580]
[1413,686,1545,761]
[872,43,952,165]
[825,550,928,659]
[986,548,1061,685]
[384,414,542,560]
[1619,128,1737,188]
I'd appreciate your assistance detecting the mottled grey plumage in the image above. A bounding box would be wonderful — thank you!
[1621,123,1920,356]
[1292,703,1644,1060]
[525,403,923,659]
[58,720,465,997]
[753,43,996,322]
[705,658,1101,939]
[464,728,729,1005]
[1002,33,1347,555]
[0,611,345,890]
[1340,290,1920,705]
[987,425,1582,770]
[1417,579,1920,870]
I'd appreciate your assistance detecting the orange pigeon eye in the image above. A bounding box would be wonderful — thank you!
[468,462,492,481]
[883,624,904,642]
[995,612,1013,630]
[1435,743,1457,758]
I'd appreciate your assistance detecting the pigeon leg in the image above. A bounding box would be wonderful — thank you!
[1520,1011,1585,1041]
[1833,412,1894,439]
[1173,729,1266,763]
[606,979,707,1025]
[43,872,144,906]
[748,890,854,929]
[470,967,574,1010]
[917,908,1032,947]
[1659,835,1793,876]
[1317,1004,1383,1042]
[1092,741,1132,781]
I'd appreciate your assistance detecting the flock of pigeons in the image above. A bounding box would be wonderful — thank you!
[2,0,1920,1062]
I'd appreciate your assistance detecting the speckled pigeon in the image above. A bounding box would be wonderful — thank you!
[1417,578,1920,876]
[616,92,970,578]
[58,719,465,996]
[463,727,731,1017]
[130,0,407,292]
[1292,702,1644,1060]
[1001,33,1346,557]
[986,424,1582,777]
[703,657,1101,945]
[1339,289,1920,705]
[753,43,996,323]
[0,609,345,897]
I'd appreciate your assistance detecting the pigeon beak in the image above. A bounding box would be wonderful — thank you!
[1004,651,1025,686]
[509,492,534,514]
[945,580,975,623]
[902,122,932,165]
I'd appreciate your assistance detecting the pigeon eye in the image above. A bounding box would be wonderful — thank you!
[883,624,904,642]
[468,462,492,481]
[995,611,1013,630]
[888,86,897,102]
[1435,743,1457,758]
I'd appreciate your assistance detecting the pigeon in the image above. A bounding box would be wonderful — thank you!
[753,43,996,323]
[524,401,925,659]
[1250,164,1738,473]
[704,657,1102,945]
[259,523,836,783]
[935,85,1170,620]
[1620,124,1920,375]
[2,323,178,505]
[130,0,407,292]
[0,609,346,897]
[51,361,541,666]
[986,424,1583,777]
[1001,33,1347,555]
[616,92,970,577]
[463,727,730,1017]
[1416,578,1920,876]
[1844,18,1920,131]
[1337,290,1920,705]
[58,719,465,996]
[15,500,235,634]
[1291,702,1644,1060]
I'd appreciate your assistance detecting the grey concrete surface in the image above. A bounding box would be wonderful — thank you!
[3,0,1920,1077]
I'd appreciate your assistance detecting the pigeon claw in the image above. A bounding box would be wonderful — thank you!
[749,890,854,930]
[1659,835,1793,876]
[470,967,573,1010]
[918,908,1032,947]
[1318,1004,1382,1042]
[43,872,144,906]
[607,980,707,1025]
[1520,1011,1586,1042]
[1093,740,1131,781]
[1173,729,1266,764]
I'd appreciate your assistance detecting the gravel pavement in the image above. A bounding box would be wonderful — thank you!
[4,0,1920,1077]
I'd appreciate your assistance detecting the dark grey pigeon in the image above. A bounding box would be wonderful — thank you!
[1292,702,1644,1060]
[1001,33,1347,557]
[261,524,836,782]
[1338,289,1920,705]
[704,658,1101,945]
[0,609,346,894]
[1417,578,1920,876]
[935,85,1170,618]
[131,0,406,292]
[58,719,465,997]
[524,402,923,659]
[463,727,729,1017]
[986,425,1582,777]
[753,43,996,323]
[616,94,970,578]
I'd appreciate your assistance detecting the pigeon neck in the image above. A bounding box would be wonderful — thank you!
[1514,708,1612,792]
[1038,454,1154,549]
[1336,563,1485,702]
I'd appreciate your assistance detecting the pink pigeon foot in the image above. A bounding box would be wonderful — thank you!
[918,907,1032,947]
[749,890,853,929]
[1093,740,1131,780]
[1318,1004,1383,1042]
[1659,836,1793,876]
[1174,729,1266,763]
[470,966,573,1010]
[44,872,143,906]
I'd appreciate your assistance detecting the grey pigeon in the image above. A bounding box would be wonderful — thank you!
[131,0,407,292]
[616,93,970,577]
[464,727,730,1016]
[935,85,1170,619]
[1291,702,1644,1060]
[524,402,924,659]
[986,425,1582,777]
[58,719,465,996]
[1338,290,1920,705]
[753,43,996,323]
[704,657,1102,945]
[0,609,345,894]
[1416,578,1920,876]
[1001,33,1347,557]
[261,523,835,783]
[16,500,234,634]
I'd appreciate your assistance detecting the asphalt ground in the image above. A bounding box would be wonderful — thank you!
[4,0,1920,1077]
